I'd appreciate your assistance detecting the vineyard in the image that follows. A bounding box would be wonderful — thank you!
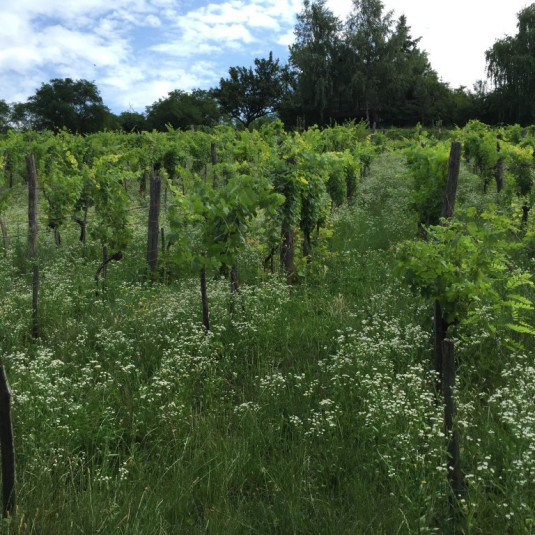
[0,120,534,533]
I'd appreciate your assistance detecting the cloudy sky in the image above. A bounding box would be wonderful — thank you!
[0,0,530,114]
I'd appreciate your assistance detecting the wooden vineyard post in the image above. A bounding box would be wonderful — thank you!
[280,227,295,285]
[147,169,162,273]
[280,156,297,285]
[0,366,15,518]
[433,141,461,390]
[26,154,40,338]
[433,300,448,389]
[0,152,7,254]
[211,142,219,189]
[160,227,167,283]
[32,265,39,339]
[102,246,108,281]
[229,264,239,315]
[196,143,221,331]
[442,339,464,497]
[441,142,461,220]
[0,218,7,256]
[230,265,239,294]
[495,136,504,193]
[200,264,210,333]
[75,199,89,245]
[25,155,38,259]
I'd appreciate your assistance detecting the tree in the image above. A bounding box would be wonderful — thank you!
[145,89,220,131]
[486,4,535,124]
[213,52,289,128]
[0,100,10,133]
[288,0,449,127]
[27,78,111,133]
[9,102,34,131]
[118,110,147,133]
[381,15,442,125]
[344,0,396,124]
[289,0,343,126]
[468,80,491,122]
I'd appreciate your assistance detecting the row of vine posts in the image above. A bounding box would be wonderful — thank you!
[4,122,531,521]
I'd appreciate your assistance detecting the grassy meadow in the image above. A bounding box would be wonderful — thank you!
[0,152,534,534]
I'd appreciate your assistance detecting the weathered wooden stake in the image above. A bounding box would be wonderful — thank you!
[230,264,239,294]
[75,199,89,245]
[0,218,7,255]
[263,246,277,273]
[147,170,162,272]
[495,136,504,193]
[0,152,8,255]
[433,300,448,389]
[303,230,312,259]
[211,142,219,188]
[0,366,15,518]
[280,156,297,285]
[25,155,38,259]
[229,263,240,314]
[200,266,210,333]
[53,228,61,247]
[442,339,464,495]
[280,228,295,285]
[441,142,462,220]
[102,246,108,281]
[433,141,461,389]
[32,265,39,339]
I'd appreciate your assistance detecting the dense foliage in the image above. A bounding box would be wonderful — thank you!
[0,119,534,533]
[212,52,290,128]
[145,90,221,132]
[486,5,535,124]
[24,78,113,133]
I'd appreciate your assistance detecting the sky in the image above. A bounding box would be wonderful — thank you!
[0,0,531,114]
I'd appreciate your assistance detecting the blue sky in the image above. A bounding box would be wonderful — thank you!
[0,0,529,114]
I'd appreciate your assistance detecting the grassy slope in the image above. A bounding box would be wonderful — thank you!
[0,152,534,534]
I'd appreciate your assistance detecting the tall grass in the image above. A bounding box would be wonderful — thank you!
[0,153,533,534]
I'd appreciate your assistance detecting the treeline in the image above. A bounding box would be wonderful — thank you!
[1,0,535,134]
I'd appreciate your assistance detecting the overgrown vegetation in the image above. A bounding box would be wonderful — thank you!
[0,122,534,534]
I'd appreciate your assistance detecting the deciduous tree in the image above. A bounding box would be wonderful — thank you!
[145,89,220,131]
[213,52,289,128]
[27,78,111,133]
[118,111,147,133]
[486,4,535,124]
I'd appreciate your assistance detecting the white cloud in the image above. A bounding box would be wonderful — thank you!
[0,47,41,73]
[0,12,31,41]
[151,14,258,59]
[108,68,213,111]
[144,14,162,27]
[265,0,305,23]
[189,2,280,29]
[277,30,295,47]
